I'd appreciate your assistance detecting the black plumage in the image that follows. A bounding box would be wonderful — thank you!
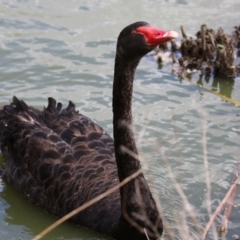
[0,21,177,239]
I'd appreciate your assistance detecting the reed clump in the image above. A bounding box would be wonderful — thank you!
[157,24,240,78]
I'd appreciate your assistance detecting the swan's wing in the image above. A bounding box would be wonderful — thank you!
[0,96,120,233]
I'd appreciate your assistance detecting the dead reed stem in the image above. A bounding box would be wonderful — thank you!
[219,182,237,232]
[201,25,206,51]
[180,25,187,39]
[200,106,218,240]
[200,174,240,240]
[163,155,199,238]
[219,162,240,232]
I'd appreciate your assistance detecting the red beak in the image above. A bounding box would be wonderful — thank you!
[136,26,178,46]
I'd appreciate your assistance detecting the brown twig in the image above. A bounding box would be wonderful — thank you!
[200,106,218,240]
[200,174,240,240]
[171,52,177,64]
[201,25,206,51]
[219,175,238,232]
[208,32,216,48]
[180,25,187,39]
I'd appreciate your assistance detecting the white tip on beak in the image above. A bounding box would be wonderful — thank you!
[163,31,179,39]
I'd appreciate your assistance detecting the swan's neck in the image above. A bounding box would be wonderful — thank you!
[112,57,140,181]
[112,56,162,238]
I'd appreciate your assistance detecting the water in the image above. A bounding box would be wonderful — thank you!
[0,0,240,239]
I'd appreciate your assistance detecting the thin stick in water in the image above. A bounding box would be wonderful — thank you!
[200,174,240,240]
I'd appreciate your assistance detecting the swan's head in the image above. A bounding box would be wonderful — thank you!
[116,21,178,61]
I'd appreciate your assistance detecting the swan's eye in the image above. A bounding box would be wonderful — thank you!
[131,30,137,36]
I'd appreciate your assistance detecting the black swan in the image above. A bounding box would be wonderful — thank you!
[0,22,177,239]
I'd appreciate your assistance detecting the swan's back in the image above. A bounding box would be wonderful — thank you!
[0,96,121,234]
